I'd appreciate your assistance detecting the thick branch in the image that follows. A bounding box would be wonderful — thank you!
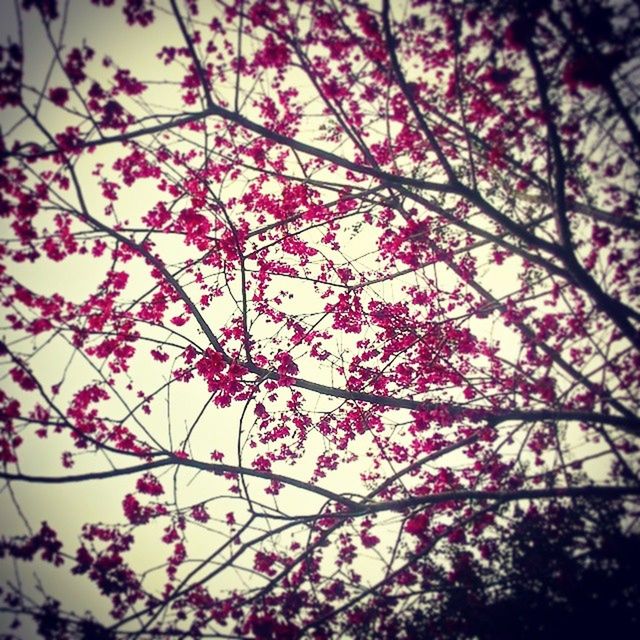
[355,484,640,515]
[0,456,361,509]
[244,362,640,435]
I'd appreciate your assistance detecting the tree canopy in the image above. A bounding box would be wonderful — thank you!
[0,0,639,638]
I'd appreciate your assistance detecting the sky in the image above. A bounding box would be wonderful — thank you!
[0,0,627,636]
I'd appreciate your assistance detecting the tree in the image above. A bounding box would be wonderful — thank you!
[398,498,640,639]
[0,0,639,637]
